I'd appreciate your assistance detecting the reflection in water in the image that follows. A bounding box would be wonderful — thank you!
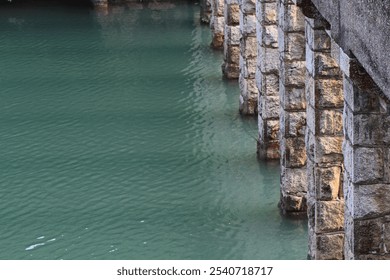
[0,3,307,259]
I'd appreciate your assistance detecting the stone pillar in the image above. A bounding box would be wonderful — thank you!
[342,55,390,260]
[222,0,240,79]
[201,0,212,24]
[256,0,280,159]
[278,0,307,214]
[238,0,257,115]
[210,0,225,49]
[305,15,345,260]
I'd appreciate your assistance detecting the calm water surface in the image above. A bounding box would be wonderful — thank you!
[0,3,307,259]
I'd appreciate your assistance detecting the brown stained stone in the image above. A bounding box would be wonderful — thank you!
[227,4,240,25]
[212,34,224,49]
[280,193,306,213]
[281,137,307,168]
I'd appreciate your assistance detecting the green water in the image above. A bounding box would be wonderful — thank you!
[0,3,307,259]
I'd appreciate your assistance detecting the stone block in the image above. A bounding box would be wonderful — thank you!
[281,111,306,138]
[314,136,343,164]
[280,137,307,168]
[242,36,257,58]
[315,166,342,201]
[226,3,240,25]
[266,119,280,141]
[281,166,308,195]
[280,83,306,110]
[280,32,305,61]
[258,72,279,96]
[315,233,344,260]
[313,79,343,109]
[354,218,381,255]
[315,200,344,233]
[278,2,305,32]
[260,25,278,48]
[257,1,277,25]
[318,109,343,136]
[314,53,341,77]
[226,45,240,64]
[240,0,256,14]
[345,111,383,146]
[240,14,256,35]
[212,15,225,35]
[280,60,306,87]
[214,0,225,16]
[305,23,331,51]
[280,193,306,212]
[343,76,381,113]
[242,57,257,78]
[260,95,280,119]
[259,46,279,73]
[352,147,384,184]
[383,223,390,255]
[353,184,390,219]
[224,25,241,46]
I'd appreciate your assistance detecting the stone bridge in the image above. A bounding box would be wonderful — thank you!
[95,0,390,260]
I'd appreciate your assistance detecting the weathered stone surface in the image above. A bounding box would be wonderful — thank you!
[281,167,307,195]
[306,77,344,109]
[305,24,331,51]
[315,200,344,232]
[315,233,344,260]
[257,1,277,25]
[280,60,306,86]
[315,166,342,201]
[353,184,390,219]
[260,95,280,119]
[260,25,278,48]
[240,14,256,35]
[281,111,306,138]
[355,218,382,255]
[279,32,305,61]
[257,72,279,96]
[314,136,343,164]
[227,3,240,25]
[280,137,307,168]
[258,47,279,73]
[241,0,256,14]
[350,146,384,184]
[278,2,305,32]
[224,25,240,45]
[280,84,306,110]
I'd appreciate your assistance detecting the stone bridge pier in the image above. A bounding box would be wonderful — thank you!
[207,0,390,259]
